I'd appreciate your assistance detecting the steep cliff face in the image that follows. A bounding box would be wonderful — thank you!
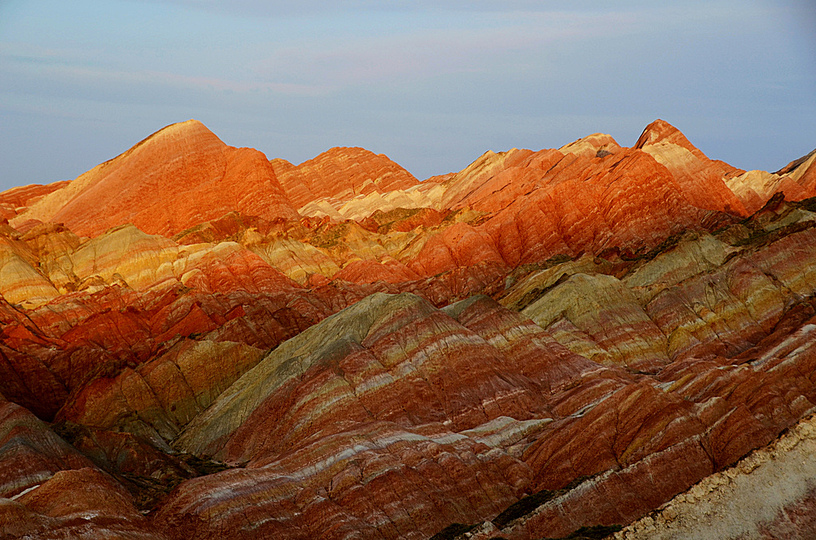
[1,120,815,539]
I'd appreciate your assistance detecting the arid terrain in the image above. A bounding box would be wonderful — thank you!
[1,119,816,539]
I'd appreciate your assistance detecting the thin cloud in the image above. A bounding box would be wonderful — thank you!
[247,10,652,88]
[1,43,329,99]
[127,1,625,17]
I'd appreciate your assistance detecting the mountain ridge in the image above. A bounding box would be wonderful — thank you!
[2,119,816,539]
[8,119,299,237]
[5,118,814,238]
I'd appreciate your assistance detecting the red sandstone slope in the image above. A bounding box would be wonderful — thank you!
[9,120,299,237]
[3,120,816,539]
[634,119,749,216]
[271,146,419,209]
[0,181,70,221]
[391,135,740,279]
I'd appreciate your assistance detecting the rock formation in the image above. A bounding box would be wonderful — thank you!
[613,412,816,540]
[10,120,298,237]
[273,147,419,210]
[1,118,815,539]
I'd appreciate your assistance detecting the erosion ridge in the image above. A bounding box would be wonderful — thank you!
[1,119,816,539]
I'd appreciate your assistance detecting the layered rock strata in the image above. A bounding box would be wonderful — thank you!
[613,412,816,540]
[10,120,298,237]
[1,119,815,539]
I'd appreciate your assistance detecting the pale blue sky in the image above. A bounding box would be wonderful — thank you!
[0,0,814,190]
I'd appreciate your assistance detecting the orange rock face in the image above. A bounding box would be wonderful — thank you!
[0,181,70,222]
[2,119,816,540]
[634,119,749,216]
[10,120,298,237]
[272,147,419,209]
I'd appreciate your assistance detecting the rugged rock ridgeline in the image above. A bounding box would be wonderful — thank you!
[272,146,420,210]
[1,119,815,539]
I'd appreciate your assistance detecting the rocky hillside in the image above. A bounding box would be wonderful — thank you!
[1,120,815,539]
[8,120,299,237]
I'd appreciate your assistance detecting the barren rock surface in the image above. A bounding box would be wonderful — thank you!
[1,119,815,539]
[10,120,298,237]
[613,413,816,540]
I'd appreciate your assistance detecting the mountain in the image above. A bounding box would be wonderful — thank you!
[634,119,750,215]
[2,119,816,539]
[272,146,419,210]
[726,148,816,213]
[9,120,299,237]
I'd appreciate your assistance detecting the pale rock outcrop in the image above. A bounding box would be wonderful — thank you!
[725,150,816,214]
[558,132,622,159]
[613,413,816,540]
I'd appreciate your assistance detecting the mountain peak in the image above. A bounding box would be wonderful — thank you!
[633,119,748,216]
[318,146,377,159]
[133,119,218,146]
[635,119,703,157]
[104,119,223,169]
[157,118,207,134]
[10,120,296,236]
[559,133,621,158]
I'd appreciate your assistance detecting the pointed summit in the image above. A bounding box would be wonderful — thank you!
[11,120,298,237]
[146,118,213,139]
[634,119,748,216]
[635,119,705,157]
[160,118,209,134]
[110,119,224,164]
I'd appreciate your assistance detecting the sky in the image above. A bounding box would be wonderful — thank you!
[0,1,814,191]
